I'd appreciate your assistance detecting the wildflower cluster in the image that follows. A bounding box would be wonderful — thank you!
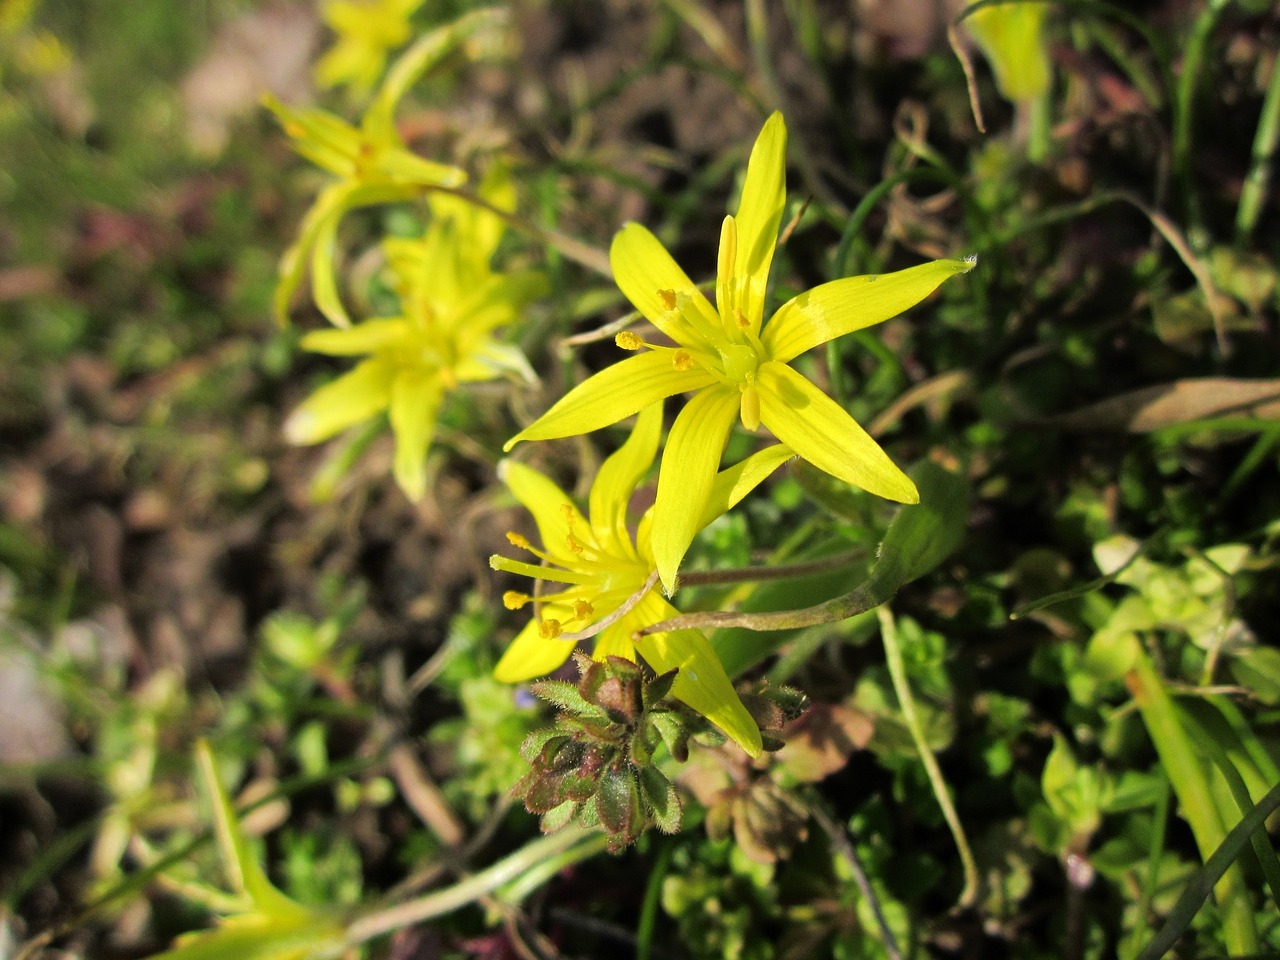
[272,9,973,850]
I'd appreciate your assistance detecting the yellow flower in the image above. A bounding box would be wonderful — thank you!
[965,0,1052,102]
[492,404,794,758]
[284,168,546,500]
[506,112,975,592]
[266,8,504,327]
[315,0,426,98]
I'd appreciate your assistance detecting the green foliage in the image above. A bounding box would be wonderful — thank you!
[6,0,1280,958]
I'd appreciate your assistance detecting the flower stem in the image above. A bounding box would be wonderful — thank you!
[344,826,596,946]
[876,606,979,909]
[432,185,612,277]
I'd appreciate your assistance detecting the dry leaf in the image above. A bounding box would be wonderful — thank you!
[775,703,874,783]
[1052,378,1280,432]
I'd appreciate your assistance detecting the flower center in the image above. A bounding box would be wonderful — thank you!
[491,507,651,642]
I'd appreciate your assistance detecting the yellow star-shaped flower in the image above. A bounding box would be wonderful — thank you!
[492,404,794,758]
[506,112,975,592]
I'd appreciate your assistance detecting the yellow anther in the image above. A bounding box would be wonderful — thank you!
[573,600,595,620]
[560,504,575,523]
[615,331,644,351]
[506,532,532,549]
[657,289,677,311]
[539,618,563,640]
[566,534,586,555]
[736,309,750,329]
[503,591,531,610]
[673,350,694,372]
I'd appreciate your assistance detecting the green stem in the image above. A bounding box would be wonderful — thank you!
[344,826,596,946]
[1172,0,1229,226]
[675,549,862,587]
[876,607,979,908]
[1025,92,1051,164]
[432,185,612,277]
[1235,44,1280,243]
[1126,649,1258,957]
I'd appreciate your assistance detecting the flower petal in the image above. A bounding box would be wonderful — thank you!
[504,351,715,451]
[283,358,392,444]
[628,592,761,757]
[732,111,787,334]
[498,459,589,562]
[494,615,577,682]
[300,318,411,356]
[651,385,739,593]
[588,404,662,555]
[762,257,976,363]
[756,361,918,503]
[275,183,349,326]
[610,222,723,349]
[389,371,444,501]
[455,340,537,385]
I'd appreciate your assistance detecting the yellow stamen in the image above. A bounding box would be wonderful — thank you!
[736,309,750,329]
[673,350,694,372]
[503,591,531,610]
[657,289,677,311]
[615,331,644,351]
[566,534,586,555]
[539,618,563,640]
[573,600,595,620]
[506,532,531,549]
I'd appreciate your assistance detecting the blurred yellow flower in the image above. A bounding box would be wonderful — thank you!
[315,0,426,98]
[284,168,546,500]
[266,8,504,327]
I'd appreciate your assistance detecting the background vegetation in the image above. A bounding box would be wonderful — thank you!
[1,1,1278,958]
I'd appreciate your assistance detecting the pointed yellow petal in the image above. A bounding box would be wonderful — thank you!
[372,149,467,188]
[498,459,589,561]
[455,340,537,385]
[732,111,787,334]
[494,615,577,682]
[756,361,917,503]
[651,386,739,593]
[283,359,392,444]
[389,371,443,501]
[588,404,662,553]
[610,222,724,349]
[763,257,976,363]
[300,318,411,356]
[628,593,761,757]
[504,351,715,451]
[274,184,349,326]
